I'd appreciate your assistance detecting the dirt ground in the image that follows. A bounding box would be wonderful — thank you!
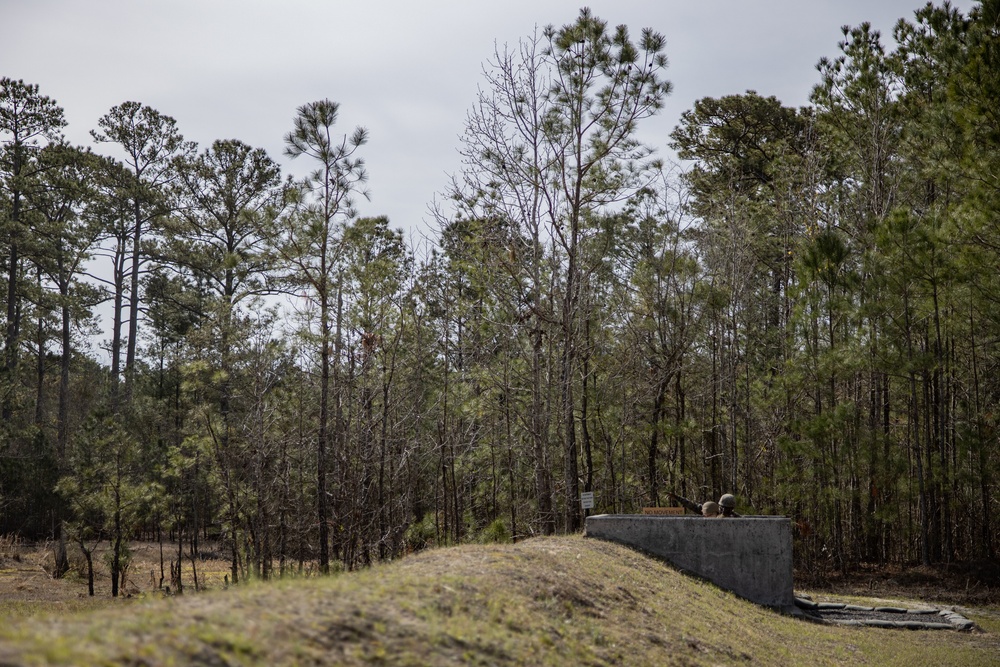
[795,558,1000,607]
[0,535,233,609]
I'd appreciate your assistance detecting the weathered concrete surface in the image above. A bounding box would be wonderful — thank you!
[584,515,795,608]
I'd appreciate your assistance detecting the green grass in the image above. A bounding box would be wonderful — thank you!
[0,536,997,666]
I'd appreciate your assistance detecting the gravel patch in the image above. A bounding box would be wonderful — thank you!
[794,596,975,630]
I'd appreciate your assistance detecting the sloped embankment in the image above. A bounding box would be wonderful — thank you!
[0,536,995,666]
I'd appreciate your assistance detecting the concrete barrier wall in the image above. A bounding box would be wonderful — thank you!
[584,514,794,608]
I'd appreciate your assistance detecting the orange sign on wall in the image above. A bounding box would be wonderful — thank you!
[641,506,684,515]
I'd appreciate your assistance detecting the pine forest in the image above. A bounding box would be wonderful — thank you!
[1,2,999,595]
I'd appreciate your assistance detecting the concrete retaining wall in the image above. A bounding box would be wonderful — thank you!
[584,514,795,608]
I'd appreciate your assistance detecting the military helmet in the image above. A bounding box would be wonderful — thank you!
[718,494,737,509]
[701,501,720,517]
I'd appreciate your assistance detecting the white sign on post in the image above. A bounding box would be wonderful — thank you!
[580,491,595,510]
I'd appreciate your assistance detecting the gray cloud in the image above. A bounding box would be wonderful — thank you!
[2,0,978,236]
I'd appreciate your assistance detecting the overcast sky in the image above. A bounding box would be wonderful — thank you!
[2,0,980,241]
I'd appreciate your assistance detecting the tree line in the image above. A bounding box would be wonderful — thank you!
[1,2,998,596]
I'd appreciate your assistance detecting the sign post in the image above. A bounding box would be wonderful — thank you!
[580,491,595,511]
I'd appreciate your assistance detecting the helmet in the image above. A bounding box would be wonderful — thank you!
[719,494,737,509]
[701,501,720,517]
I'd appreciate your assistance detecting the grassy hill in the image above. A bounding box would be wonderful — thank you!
[0,536,997,666]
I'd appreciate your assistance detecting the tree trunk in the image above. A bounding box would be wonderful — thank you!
[317,278,331,574]
[531,326,554,534]
[3,178,23,424]
[123,200,142,402]
[109,247,126,412]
